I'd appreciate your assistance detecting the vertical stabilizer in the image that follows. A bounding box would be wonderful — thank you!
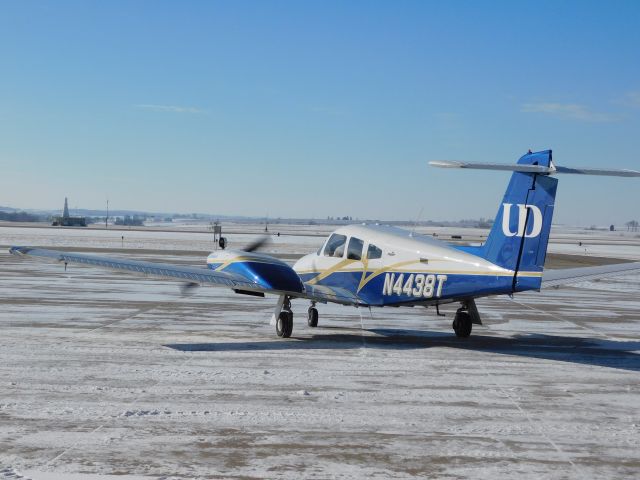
[481,150,558,291]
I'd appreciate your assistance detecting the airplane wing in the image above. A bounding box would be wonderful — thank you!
[9,246,261,290]
[541,262,640,288]
[8,246,361,306]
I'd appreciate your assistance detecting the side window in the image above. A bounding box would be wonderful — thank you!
[323,234,347,258]
[367,243,382,260]
[347,237,364,261]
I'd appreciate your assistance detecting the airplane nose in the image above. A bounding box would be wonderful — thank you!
[293,253,313,270]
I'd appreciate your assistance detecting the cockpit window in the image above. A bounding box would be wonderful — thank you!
[367,243,382,260]
[324,234,347,258]
[347,237,364,261]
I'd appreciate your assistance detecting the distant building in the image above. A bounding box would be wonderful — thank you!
[52,197,86,227]
[114,215,145,226]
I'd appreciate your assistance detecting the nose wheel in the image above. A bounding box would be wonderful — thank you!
[307,302,318,327]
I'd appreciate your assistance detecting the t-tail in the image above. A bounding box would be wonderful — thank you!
[430,149,640,293]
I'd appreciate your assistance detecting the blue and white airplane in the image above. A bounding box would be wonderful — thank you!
[10,150,640,338]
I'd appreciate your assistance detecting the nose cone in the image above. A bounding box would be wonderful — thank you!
[293,253,314,273]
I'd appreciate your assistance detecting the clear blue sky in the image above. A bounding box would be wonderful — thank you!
[1,0,639,225]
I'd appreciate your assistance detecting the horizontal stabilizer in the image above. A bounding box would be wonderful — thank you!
[429,160,640,177]
[553,166,640,177]
[429,161,553,174]
[542,262,640,288]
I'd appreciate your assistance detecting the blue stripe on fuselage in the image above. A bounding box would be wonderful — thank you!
[299,270,540,306]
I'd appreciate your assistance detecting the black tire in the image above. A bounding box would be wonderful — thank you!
[276,311,286,337]
[277,310,293,338]
[453,311,472,338]
[283,310,293,337]
[307,307,318,327]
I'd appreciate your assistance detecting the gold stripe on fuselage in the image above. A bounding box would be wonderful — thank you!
[304,258,358,285]
[356,259,421,291]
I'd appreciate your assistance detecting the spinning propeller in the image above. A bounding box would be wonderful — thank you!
[244,235,271,253]
[179,235,272,296]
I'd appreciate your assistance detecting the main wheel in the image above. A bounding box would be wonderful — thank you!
[307,307,318,327]
[276,310,293,338]
[453,311,472,338]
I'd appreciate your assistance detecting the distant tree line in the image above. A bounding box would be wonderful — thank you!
[0,211,45,222]
[327,216,354,221]
[626,220,639,232]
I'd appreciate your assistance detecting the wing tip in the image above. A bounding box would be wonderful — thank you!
[428,160,463,169]
[9,246,28,256]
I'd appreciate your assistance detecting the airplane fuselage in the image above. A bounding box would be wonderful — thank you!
[291,224,541,307]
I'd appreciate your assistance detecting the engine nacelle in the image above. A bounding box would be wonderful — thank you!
[207,250,304,294]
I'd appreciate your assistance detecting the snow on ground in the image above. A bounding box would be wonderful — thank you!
[547,243,640,261]
[0,225,325,257]
[1,226,639,479]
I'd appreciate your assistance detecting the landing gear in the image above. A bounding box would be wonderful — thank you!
[307,302,318,327]
[452,309,472,338]
[276,310,293,338]
[275,296,293,338]
[451,299,482,338]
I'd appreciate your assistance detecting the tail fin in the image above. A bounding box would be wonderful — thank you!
[481,150,558,292]
[430,149,640,292]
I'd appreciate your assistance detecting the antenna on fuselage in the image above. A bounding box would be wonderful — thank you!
[410,206,424,237]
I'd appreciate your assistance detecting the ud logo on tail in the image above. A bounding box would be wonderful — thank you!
[501,203,543,238]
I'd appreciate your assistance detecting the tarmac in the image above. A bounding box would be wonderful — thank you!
[0,224,639,479]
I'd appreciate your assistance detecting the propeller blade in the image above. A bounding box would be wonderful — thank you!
[180,282,200,296]
[245,235,271,253]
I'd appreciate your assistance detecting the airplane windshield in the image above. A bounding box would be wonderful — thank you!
[324,234,347,257]
[347,237,364,260]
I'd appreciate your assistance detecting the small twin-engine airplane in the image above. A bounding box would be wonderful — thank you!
[10,150,640,338]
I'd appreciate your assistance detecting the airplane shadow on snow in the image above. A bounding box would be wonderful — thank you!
[165,327,640,372]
